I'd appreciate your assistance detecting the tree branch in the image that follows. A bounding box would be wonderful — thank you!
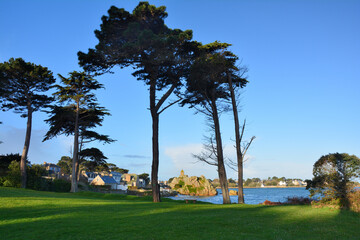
[155,83,177,113]
[158,98,182,115]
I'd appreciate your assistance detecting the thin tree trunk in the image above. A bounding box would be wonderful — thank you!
[210,98,230,204]
[150,81,161,202]
[20,104,32,188]
[227,74,245,204]
[76,137,83,182]
[75,161,80,182]
[71,102,79,193]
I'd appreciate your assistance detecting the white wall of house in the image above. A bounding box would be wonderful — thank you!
[278,181,287,186]
[116,184,128,191]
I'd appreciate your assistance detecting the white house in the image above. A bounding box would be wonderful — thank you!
[278,181,287,186]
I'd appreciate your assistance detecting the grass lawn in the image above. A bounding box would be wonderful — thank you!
[0,187,359,240]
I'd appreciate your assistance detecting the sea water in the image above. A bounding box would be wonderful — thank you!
[167,187,311,204]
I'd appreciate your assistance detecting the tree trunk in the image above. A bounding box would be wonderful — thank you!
[75,160,80,182]
[71,102,79,193]
[20,104,32,188]
[150,81,161,202]
[210,98,230,204]
[227,74,245,204]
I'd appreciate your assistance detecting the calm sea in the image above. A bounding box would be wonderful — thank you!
[167,187,311,204]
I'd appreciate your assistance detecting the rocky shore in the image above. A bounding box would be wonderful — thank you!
[169,170,217,196]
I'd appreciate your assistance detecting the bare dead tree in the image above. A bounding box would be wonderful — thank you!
[226,118,255,204]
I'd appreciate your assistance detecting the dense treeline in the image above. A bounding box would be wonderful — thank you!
[208,177,307,188]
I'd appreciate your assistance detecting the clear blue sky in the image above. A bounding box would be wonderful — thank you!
[0,0,359,180]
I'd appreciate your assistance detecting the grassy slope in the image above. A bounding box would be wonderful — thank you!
[0,188,359,240]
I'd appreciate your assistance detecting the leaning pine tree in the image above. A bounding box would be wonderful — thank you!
[0,58,55,188]
[51,71,103,192]
[181,42,237,204]
[208,43,255,204]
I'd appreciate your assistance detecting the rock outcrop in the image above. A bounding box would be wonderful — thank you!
[169,170,217,196]
[229,190,238,196]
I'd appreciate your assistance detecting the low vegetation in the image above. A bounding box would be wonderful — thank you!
[1,187,359,240]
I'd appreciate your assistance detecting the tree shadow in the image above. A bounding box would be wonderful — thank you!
[1,194,359,240]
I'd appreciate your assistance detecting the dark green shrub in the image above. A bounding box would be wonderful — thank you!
[50,179,71,192]
[0,176,6,186]
[186,185,196,194]
[4,161,21,187]
[93,185,112,191]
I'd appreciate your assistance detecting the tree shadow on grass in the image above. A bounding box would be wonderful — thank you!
[1,195,359,240]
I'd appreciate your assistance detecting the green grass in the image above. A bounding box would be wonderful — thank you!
[0,187,359,240]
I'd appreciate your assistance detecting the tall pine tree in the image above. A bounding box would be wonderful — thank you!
[78,2,194,202]
[49,71,103,192]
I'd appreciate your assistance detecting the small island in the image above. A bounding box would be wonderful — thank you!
[169,170,217,196]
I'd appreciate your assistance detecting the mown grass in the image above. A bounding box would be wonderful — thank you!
[0,187,359,240]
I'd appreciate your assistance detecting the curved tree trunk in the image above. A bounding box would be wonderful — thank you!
[227,74,245,204]
[71,102,79,193]
[210,98,230,204]
[20,104,32,188]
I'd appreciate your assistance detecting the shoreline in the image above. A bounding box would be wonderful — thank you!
[216,186,306,189]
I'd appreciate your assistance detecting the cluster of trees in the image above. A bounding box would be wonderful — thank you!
[243,177,304,187]
[206,176,305,188]
[0,154,70,192]
[77,2,254,204]
[0,58,113,193]
[0,2,254,203]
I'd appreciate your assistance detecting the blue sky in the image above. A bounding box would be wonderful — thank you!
[0,0,359,180]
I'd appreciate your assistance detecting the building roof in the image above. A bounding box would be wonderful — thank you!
[84,172,98,177]
[100,176,118,184]
[110,171,123,176]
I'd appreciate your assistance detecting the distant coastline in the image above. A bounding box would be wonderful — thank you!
[216,186,306,189]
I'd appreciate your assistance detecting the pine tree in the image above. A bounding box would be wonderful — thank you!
[0,58,55,188]
[47,71,105,192]
[78,2,194,202]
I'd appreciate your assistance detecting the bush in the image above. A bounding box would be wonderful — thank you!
[4,161,21,187]
[285,196,312,205]
[2,160,71,192]
[0,176,6,186]
[3,180,14,187]
[348,190,360,212]
[50,179,71,192]
[92,185,112,191]
[311,197,341,210]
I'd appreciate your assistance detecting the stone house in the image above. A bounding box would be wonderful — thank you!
[82,172,99,183]
[121,174,146,188]
[91,175,118,190]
